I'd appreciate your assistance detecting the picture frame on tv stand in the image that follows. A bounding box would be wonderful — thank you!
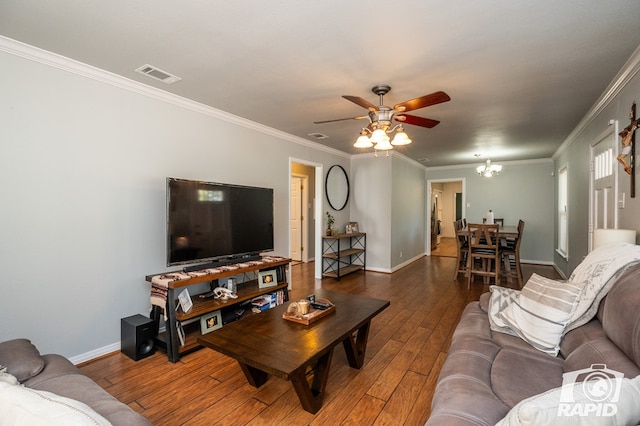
[200,310,222,334]
[258,269,278,289]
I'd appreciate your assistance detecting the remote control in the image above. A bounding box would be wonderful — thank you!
[311,301,331,310]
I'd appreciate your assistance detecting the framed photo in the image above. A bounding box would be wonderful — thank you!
[200,310,222,334]
[178,288,193,313]
[258,269,278,288]
[348,222,359,233]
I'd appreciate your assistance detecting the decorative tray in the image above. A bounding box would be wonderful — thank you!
[282,299,335,325]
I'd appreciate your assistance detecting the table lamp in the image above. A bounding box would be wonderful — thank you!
[592,228,637,250]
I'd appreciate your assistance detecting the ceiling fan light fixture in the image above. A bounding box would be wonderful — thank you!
[354,131,373,148]
[370,128,388,144]
[374,136,393,150]
[391,128,412,146]
[319,85,450,155]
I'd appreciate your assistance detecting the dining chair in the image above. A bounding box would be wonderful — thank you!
[500,219,525,287]
[453,221,469,280]
[466,223,501,289]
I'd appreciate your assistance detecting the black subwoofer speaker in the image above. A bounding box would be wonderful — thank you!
[121,314,155,361]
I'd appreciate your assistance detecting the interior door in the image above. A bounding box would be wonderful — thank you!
[590,126,617,250]
[290,176,302,261]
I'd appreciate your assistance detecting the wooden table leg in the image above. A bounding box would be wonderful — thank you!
[238,362,269,388]
[342,321,371,369]
[289,348,334,414]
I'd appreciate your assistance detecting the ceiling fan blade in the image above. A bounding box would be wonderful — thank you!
[395,114,440,128]
[314,115,368,124]
[393,91,451,112]
[342,95,378,111]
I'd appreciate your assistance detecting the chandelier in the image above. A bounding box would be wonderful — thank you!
[476,159,502,177]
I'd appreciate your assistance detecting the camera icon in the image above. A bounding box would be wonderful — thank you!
[559,364,624,404]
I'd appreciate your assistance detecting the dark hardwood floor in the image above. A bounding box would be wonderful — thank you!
[80,256,559,425]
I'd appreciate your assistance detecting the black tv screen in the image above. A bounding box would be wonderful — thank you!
[167,178,274,267]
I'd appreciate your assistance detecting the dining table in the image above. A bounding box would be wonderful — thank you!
[456,224,519,238]
[456,224,521,284]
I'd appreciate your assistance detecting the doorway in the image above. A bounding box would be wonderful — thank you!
[427,178,465,257]
[290,159,323,279]
[290,174,308,263]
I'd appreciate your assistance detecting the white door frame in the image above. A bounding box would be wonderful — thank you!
[289,158,324,279]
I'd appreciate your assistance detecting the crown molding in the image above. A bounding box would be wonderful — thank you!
[553,43,640,159]
[0,36,350,160]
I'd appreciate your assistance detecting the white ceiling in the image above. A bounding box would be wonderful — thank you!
[2,1,640,166]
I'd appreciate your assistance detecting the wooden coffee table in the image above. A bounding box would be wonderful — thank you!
[197,289,389,414]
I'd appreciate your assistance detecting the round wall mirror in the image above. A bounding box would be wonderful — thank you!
[325,165,350,211]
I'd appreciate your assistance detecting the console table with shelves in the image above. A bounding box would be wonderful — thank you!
[146,257,290,362]
[322,232,366,280]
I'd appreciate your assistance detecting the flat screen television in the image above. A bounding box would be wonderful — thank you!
[167,178,274,269]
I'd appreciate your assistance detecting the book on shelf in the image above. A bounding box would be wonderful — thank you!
[176,322,185,347]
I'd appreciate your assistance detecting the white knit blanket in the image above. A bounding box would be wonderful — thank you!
[565,242,640,332]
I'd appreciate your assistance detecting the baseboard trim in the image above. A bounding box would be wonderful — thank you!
[69,342,120,365]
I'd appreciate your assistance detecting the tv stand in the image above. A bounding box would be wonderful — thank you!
[147,256,290,362]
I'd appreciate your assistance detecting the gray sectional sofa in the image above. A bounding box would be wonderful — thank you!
[0,338,151,425]
[428,246,640,425]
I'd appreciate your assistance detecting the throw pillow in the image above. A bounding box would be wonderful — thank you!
[487,285,520,336]
[499,274,583,356]
[496,375,640,425]
[0,339,45,382]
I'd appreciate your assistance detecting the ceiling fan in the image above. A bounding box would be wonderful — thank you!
[314,84,451,130]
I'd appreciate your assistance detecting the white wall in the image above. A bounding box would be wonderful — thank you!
[0,41,349,360]
[350,153,427,272]
[350,155,393,271]
[391,156,426,268]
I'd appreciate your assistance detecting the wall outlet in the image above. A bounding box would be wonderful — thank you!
[400,251,403,258]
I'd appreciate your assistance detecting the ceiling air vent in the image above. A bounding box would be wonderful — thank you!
[135,64,182,84]
[308,132,329,140]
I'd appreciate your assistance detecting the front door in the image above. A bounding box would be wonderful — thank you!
[590,125,618,250]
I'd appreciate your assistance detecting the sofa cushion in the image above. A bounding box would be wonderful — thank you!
[600,262,640,366]
[451,301,493,342]
[491,348,564,407]
[0,376,111,425]
[559,319,607,358]
[0,339,45,382]
[499,274,583,356]
[496,375,640,425]
[429,336,510,425]
[563,338,640,380]
[21,354,82,388]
